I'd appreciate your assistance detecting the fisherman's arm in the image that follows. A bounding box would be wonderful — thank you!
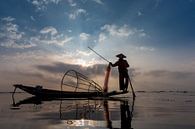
[109,61,118,67]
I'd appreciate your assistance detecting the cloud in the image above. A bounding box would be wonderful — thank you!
[35,62,108,77]
[69,9,87,20]
[97,24,148,46]
[40,26,58,35]
[79,33,90,41]
[101,24,146,37]
[133,69,195,91]
[92,0,104,5]
[27,0,62,11]
[30,34,73,46]
[0,17,36,49]
[144,70,195,79]
[67,29,72,33]
[35,61,136,79]
[76,50,92,56]
[100,24,147,38]
[33,61,136,91]
[137,29,147,37]
[98,33,106,43]
[136,46,155,52]
[1,16,15,22]
[101,24,134,37]
[0,41,36,49]
[0,19,73,49]
[26,26,73,46]
[30,16,35,21]
[0,66,61,91]
[68,0,77,7]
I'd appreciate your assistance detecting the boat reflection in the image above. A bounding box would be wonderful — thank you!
[11,95,135,129]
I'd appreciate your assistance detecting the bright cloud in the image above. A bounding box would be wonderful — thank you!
[69,9,87,20]
[4,23,23,40]
[30,34,73,46]
[27,0,62,11]
[40,26,58,35]
[97,24,147,45]
[101,24,134,37]
[0,41,36,49]
[1,16,15,22]
[100,24,147,38]
[136,46,155,52]
[0,18,73,49]
[79,33,90,41]
[0,17,36,49]
[92,0,104,5]
[76,50,92,56]
[36,26,73,46]
[98,33,106,43]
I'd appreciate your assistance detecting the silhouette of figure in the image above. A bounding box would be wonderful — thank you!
[103,99,134,129]
[120,101,133,129]
[110,53,129,92]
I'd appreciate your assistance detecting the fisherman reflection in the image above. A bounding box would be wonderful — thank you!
[120,101,133,129]
[104,100,133,129]
[110,53,129,92]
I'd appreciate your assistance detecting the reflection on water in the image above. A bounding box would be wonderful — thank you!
[1,92,195,129]
[11,94,135,129]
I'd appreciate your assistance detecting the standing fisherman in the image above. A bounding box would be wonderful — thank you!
[88,47,135,98]
[109,53,129,92]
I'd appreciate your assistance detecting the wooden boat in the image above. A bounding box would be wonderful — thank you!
[13,70,128,98]
[13,84,128,98]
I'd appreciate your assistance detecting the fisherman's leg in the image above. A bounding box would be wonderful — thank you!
[119,75,124,91]
[124,77,129,91]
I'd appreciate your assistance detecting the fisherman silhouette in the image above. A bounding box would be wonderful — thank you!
[120,101,133,129]
[110,53,129,92]
[104,100,134,129]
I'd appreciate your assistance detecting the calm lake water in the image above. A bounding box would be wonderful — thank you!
[0,91,195,129]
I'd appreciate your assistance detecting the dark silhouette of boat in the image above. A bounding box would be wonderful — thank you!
[13,70,128,98]
[13,84,128,98]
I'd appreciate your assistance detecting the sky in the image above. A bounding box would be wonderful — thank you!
[0,0,195,91]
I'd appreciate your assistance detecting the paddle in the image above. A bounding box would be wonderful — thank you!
[129,77,136,99]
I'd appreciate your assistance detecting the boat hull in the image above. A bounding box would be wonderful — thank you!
[13,84,128,98]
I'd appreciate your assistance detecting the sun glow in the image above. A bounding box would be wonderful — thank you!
[75,59,98,67]
[75,59,87,67]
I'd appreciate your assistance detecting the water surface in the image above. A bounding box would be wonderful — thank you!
[0,91,195,129]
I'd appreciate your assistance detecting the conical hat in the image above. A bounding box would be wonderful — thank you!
[116,53,126,58]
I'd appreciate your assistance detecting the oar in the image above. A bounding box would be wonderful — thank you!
[128,77,136,99]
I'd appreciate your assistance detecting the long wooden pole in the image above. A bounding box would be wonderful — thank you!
[88,47,110,63]
[129,77,136,99]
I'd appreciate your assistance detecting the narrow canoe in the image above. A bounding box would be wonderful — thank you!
[13,84,128,98]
